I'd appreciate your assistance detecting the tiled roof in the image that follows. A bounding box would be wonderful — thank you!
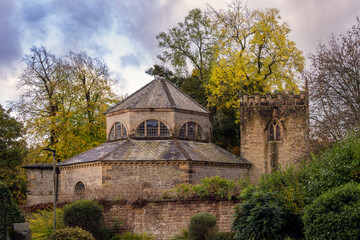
[105,78,210,114]
[57,139,251,166]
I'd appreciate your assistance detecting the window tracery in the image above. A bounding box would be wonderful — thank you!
[135,120,170,137]
[179,122,205,140]
[268,119,282,141]
[109,122,127,140]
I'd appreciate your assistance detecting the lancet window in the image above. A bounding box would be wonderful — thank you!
[268,119,282,141]
[109,122,127,140]
[135,119,170,137]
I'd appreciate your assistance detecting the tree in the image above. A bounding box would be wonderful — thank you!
[15,46,66,147]
[0,104,27,203]
[13,47,119,163]
[207,1,304,120]
[308,19,360,140]
[156,8,216,106]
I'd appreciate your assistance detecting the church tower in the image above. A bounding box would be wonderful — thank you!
[240,92,308,184]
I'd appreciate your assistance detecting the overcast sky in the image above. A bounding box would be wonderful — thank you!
[0,0,359,107]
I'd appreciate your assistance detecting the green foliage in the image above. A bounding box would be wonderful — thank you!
[63,200,103,238]
[13,47,118,164]
[110,232,155,240]
[188,212,217,240]
[232,191,285,240]
[0,104,27,203]
[49,227,95,240]
[163,176,248,200]
[302,134,360,203]
[214,232,234,240]
[303,182,360,239]
[171,229,189,240]
[207,2,304,121]
[28,208,64,240]
[0,182,25,240]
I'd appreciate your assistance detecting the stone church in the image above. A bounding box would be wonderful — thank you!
[24,78,308,205]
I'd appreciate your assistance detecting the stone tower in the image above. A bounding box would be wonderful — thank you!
[240,92,308,184]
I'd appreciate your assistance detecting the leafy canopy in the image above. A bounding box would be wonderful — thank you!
[0,104,27,203]
[208,2,304,120]
[13,47,119,164]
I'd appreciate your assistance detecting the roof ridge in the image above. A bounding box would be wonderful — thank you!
[105,79,157,113]
[58,141,109,165]
[165,79,210,113]
[128,80,156,108]
[208,142,252,165]
[160,78,176,108]
[173,139,192,160]
[98,139,130,160]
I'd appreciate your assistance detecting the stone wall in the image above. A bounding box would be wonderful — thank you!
[25,166,53,205]
[106,109,212,141]
[102,163,184,195]
[241,93,308,184]
[192,165,249,183]
[58,163,103,201]
[104,200,237,240]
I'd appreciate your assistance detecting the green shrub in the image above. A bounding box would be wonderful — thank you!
[49,227,95,240]
[303,182,360,239]
[0,182,25,240]
[110,232,155,240]
[302,134,360,202]
[163,176,247,200]
[256,166,306,238]
[188,212,217,240]
[28,208,64,240]
[63,200,103,238]
[214,232,234,240]
[232,191,285,240]
[171,229,189,240]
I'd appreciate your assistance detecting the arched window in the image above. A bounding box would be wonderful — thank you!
[109,122,127,140]
[74,181,85,199]
[268,119,282,141]
[135,119,170,137]
[179,122,205,140]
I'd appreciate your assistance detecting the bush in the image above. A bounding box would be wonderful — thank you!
[214,232,234,240]
[0,182,25,240]
[303,182,360,239]
[188,212,217,240]
[49,227,95,240]
[302,134,360,202]
[110,232,155,240]
[232,191,285,240]
[255,166,306,239]
[28,208,64,240]
[163,176,248,200]
[171,229,189,240]
[63,200,103,238]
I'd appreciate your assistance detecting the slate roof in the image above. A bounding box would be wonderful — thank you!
[57,139,251,167]
[105,78,210,114]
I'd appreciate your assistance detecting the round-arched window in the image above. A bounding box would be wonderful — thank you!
[179,122,205,140]
[74,181,85,199]
[135,119,170,137]
[268,119,282,141]
[109,122,127,140]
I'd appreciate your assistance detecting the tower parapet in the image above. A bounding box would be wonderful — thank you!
[241,92,307,108]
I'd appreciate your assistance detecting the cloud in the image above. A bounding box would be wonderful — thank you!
[0,0,21,74]
[120,54,141,68]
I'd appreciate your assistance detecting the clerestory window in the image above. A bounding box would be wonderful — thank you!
[268,119,282,141]
[135,119,170,137]
[179,122,205,140]
[109,122,127,140]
